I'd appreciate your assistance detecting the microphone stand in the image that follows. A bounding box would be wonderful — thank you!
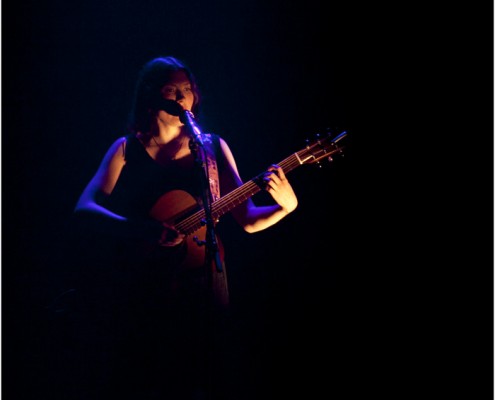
[160,104,223,395]
[182,111,223,274]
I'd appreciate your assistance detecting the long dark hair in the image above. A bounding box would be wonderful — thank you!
[127,56,201,135]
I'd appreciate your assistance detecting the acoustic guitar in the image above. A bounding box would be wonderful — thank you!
[148,130,347,270]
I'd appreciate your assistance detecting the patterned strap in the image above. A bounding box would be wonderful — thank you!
[200,134,220,202]
[200,134,229,307]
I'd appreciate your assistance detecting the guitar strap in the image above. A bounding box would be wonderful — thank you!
[201,133,220,202]
[201,133,229,308]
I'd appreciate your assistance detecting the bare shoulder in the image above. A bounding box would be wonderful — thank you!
[218,136,243,184]
[104,136,128,159]
[96,136,129,172]
[110,136,128,156]
[219,137,234,161]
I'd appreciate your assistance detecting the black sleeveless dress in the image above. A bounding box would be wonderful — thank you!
[109,132,229,301]
[77,133,231,398]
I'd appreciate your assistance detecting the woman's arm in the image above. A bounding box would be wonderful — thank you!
[74,136,127,222]
[74,137,181,245]
[218,138,298,233]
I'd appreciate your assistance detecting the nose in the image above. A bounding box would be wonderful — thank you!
[175,89,185,101]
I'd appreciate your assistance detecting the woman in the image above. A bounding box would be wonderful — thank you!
[73,56,298,398]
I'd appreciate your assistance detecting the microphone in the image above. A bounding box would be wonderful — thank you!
[156,99,204,145]
[156,99,183,116]
[179,110,205,145]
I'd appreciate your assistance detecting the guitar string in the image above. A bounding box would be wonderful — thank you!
[176,137,343,234]
[177,154,302,234]
[176,153,302,234]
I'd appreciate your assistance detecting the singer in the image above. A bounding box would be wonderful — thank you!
[72,56,298,399]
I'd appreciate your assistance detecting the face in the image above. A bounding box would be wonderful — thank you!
[156,70,196,127]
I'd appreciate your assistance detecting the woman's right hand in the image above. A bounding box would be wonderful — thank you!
[158,223,185,247]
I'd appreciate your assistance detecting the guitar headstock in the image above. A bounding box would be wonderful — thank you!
[298,130,347,166]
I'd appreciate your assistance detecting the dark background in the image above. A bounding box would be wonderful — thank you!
[3,0,493,399]
[3,0,356,398]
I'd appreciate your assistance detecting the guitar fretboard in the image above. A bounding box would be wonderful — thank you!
[175,130,346,235]
[176,153,301,235]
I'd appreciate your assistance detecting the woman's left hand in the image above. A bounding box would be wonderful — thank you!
[263,164,298,214]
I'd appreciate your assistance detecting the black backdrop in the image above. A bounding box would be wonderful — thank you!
[3,1,357,398]
[3,1,494,399]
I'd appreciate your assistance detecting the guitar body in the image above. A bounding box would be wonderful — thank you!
[143,131,345,307]
[149,190,225,271]
[146,130,347,271]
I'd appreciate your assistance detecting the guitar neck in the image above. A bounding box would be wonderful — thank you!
[174,130,346,235]
[176,152,302,235]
